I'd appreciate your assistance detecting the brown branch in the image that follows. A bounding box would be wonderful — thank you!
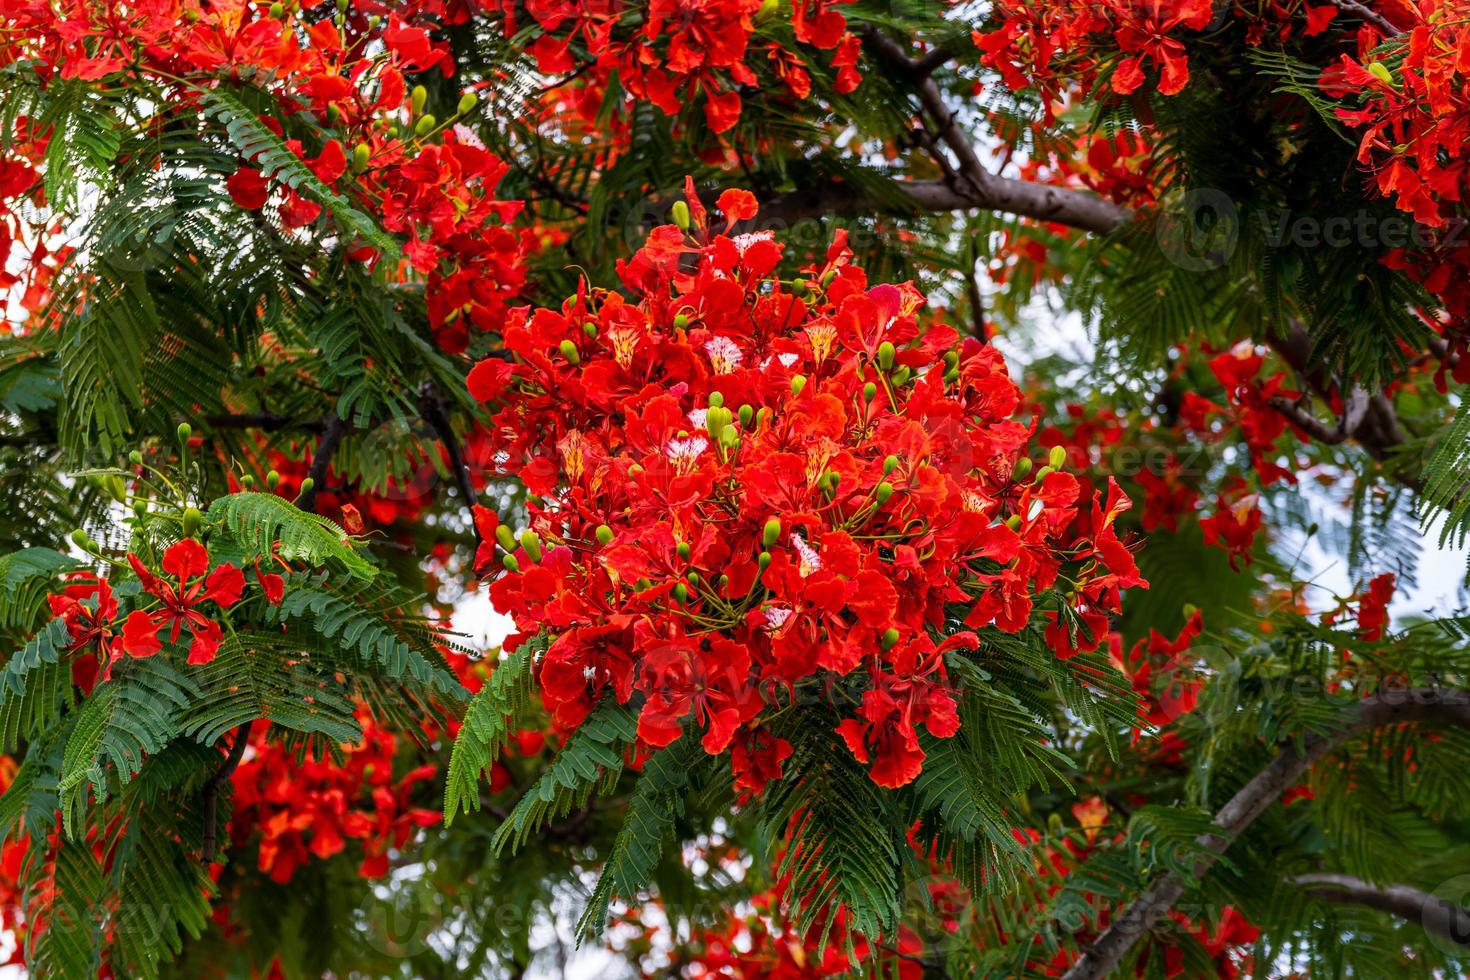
[1268,395,1348,445]
[201,721,254,862]
[1061,688,1470,980]
[1293,873,1470,948]
[297,413,349,513]
[419,382,482,548]
[1325,0,1401,35]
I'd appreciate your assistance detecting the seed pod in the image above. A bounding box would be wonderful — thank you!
[875,481,894,504]
[1049,445,1067,469]
[595,524,614,546]
[558,339,580,364]
[883,454,899,475]
[671,200,691,230]
[877,341,895,372]
[411,85,428,115]
[457,92,478,116]
[496,525,517,552]
[762,518,781,548]
[518,531,543,563]
[182,506,203,538]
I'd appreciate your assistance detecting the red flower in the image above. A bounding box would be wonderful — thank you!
[124,539,245,665]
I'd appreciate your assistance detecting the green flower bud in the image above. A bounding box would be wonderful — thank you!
[709,391,724,408]
[1034,465,1054,482]
[457,92,478,116]
[106,475,127,503]
[583,321,598,337]
[717,574,729,589]
[240,474,256,489]
[943,349,960,368]
[686,570,700,585]
[636,577,653,591]
[325,104,340,127]
[336,0,348,12]
[558,338,580,364]
[825,471,840,491]
[671,200,691,230]
[352,143,371,172]
[791,277,807,294]
[756,407,771,429]
[883,454,899,475]
[789,375,806,397]
[128,450,144,466]
[757,0,780,20]
[673,313,690,330]
[133,500,148,520]
[297,476,315,497]
[177,422,192,442]
[1005,514,1023,531]
[880,628,900,651]
[891,366,911,387]
[367,14,381,28]
[502,554,520,573]
[1367,62,1394,86]
[738,404,754,427]
[629,463,644,475]
[595,524,614,546]
[266,470,281,490]
[182,506,203,538]
[411,85,428,115]
[762,518,781,548]
[877,341,895,372]
[69,528,89,549]
[414,114,437,136]
[1049,445,1067,469]
[495,525,517,552]
[518,530,543,563]
[875,481,894,504]
[269,1,284,18]
[863,382,877,403]
[673,582,689,604]
[757,551,772,571]
[1012,457,1033,480]
[677,541,691,560]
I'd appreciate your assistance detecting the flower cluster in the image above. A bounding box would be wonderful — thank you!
[976,0,1349,103]
[508,0,861,135]
[0,0,533,351]
[468,183,1145,789]
[226,715,440,882]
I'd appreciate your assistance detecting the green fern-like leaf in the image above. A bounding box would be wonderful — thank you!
[492,699,638,854]
[208,492,376,579]
[445,638,542,823]
[0,617,76,752]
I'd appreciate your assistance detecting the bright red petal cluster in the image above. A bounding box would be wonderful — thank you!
[468,183,1145,789]
[227,715,440,883]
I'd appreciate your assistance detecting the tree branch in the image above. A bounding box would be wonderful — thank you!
[1293,873,1470,948]
[204,412,327,434]
[1061,688,1470,980]
[201,721,253,862]
[297,413,349,513]
[1324,0,1401,35]
[419,382,482,547]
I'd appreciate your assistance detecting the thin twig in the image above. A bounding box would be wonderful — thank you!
[201,721,254,863]
[419,382,481,548]
[297,414,349,513]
